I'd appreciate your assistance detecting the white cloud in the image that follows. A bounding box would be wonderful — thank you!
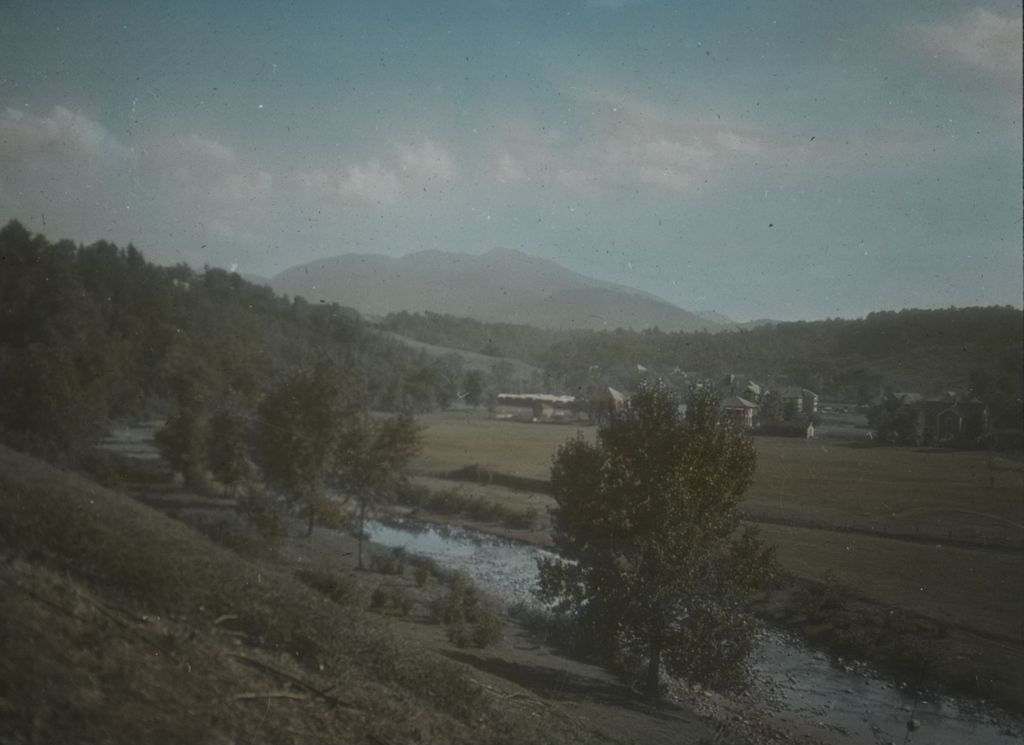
[221,170,273,204]
[493,101,771,196]
[0,105,128,165]
[398,139,455,183]
[492,91,945,199]
[299,138,456,205]
[172,134,236,164]
[0,106,132,237]
[338,161,403,204]
[153,133,273,207]
[922,8,1023,79]
[206,217,263,244]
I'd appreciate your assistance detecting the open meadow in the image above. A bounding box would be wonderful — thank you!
[411,409,1024,645]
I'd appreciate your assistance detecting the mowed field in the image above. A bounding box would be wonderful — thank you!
[412,409,1024,641]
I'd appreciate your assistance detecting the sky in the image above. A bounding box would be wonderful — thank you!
[0,1,1021,322]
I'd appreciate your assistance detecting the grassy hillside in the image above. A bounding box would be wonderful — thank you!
[0,444,731,744]
[0,445,573,744]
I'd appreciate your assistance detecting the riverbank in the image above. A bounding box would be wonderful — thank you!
[364,515,1024,745]
[379,501,1024,720]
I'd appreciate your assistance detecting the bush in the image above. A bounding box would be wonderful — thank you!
[393,482,538,529]
[314,499,348,530]
[413,563,431,588]
[295,568,360,606]
[368,546,406,575]
[799,570,850,624]
[431,572,503,648]
[370,585,414,617]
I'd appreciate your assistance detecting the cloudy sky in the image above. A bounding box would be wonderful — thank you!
[1,1,1020,321]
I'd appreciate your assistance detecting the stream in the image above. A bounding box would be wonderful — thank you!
[366,518,1023,745]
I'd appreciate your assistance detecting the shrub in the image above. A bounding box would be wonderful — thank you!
[370,585,414,617]
[314,499,348,530]
[368,547,406,575]
[799,570,850,624]
[413,563,430,588]
[295,568,360,606]
[240,489,288,542]
[431,572,503,648]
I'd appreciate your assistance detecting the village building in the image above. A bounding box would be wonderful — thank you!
[778,386,819,418]
[495,393,582,423]
[720,395,759,429]
[919,395,989,444]
[590,386,629,424]
[743,381,765,401]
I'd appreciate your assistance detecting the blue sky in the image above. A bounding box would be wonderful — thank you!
[1,1,1020,321]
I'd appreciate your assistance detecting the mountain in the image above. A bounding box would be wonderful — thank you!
[269,247,724,332]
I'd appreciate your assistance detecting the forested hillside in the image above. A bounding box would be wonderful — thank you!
[383,307,1024,406]
[0,221,464,459]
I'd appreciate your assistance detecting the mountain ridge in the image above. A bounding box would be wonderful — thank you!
[269,248,725,332]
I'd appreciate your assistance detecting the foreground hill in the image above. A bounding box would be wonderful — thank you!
[0,444,727,745]
[269,247,721,332]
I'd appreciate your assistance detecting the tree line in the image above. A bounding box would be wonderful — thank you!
[382,306,1023,410]
[0,220,464,460]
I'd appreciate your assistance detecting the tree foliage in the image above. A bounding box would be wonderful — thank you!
[0,220,462,460]
[538,382,775,699]
[334,412,422,567]
[252,360,356,535]
[871,393,923,445]
[252,360,421,541]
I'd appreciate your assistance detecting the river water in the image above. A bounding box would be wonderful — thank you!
[366,518,1023,745]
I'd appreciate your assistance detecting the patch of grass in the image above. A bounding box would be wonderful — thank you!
[369,546,407,575]
[759,523,1023,642]
[412,410,588,481]
[396,480,539,529]
[0,445,495,725]
[295,567,362,606]
[370,585,415,617]
[797,569,850,624]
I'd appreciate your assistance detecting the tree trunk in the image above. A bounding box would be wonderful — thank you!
[306,501,315,537]
[645,635,662,703]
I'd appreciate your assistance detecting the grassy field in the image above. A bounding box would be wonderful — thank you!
[413,410,1024,541]
[758,522,1023,641]
[411,409,1024,644]
[749,438,1024,541]
[411,409,587,481]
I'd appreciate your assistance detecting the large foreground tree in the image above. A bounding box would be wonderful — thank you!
[538,383,775,700]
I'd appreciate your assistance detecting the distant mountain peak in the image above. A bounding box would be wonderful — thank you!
[270,248,732,333]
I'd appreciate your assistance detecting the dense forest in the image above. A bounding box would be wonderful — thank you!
[0,221,465,460]
[382,306,1024,409]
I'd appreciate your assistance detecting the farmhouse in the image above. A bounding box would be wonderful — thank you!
[590,386,629,424]
[920,395,989,444]
[743,380,765,401]
[720,395,759,429]
[495,393,582,423]
[778,387,819,418]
